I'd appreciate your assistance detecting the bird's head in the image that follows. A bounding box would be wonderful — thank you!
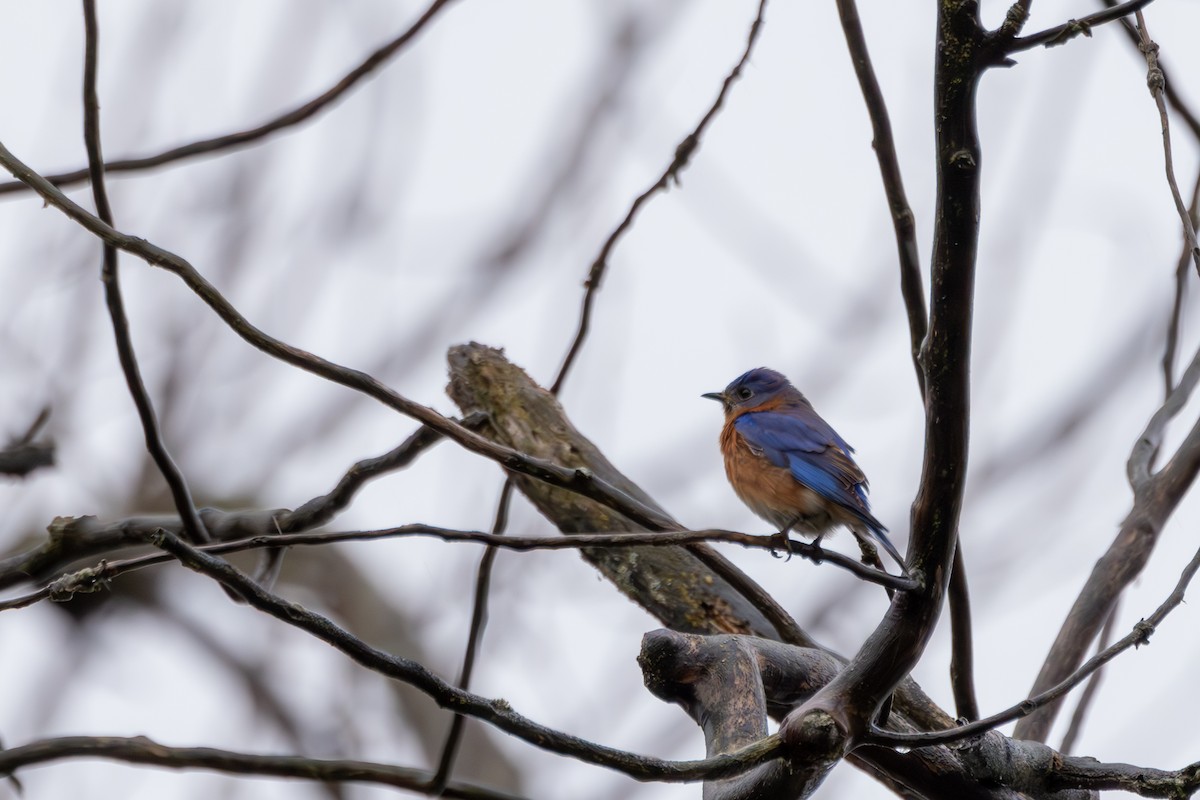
[702,367,792,413]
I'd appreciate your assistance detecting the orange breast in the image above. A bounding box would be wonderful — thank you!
[719,420,832,534]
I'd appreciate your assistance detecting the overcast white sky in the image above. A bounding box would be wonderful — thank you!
[2,1,1199,798]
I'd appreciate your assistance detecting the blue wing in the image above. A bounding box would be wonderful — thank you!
[733,409,872,522]
[734,408,904,566]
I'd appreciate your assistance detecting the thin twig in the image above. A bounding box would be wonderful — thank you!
[82,0,209,545]
[1059,598,1120,754]
[1130,338,1200,487]
[869,535,1200,748]
[0,525,917,613]
[0,0,458,198]
[834,0,927,395]
[0,136,701,538]
[0,735,529,800]
[550,0,769,392]
[13,407,51,446]
[1133,13,1200,280]
[1016,343,1200,742]
[1005,0,1157,53]
[430,479,515,792]
[947,542,979,721]
[144,526,782,782]
[280,422,464,532]
[1105,3,1200,140]
[1161,171,1200,395]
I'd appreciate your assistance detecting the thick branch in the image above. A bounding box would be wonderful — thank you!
[448,342,788,640]
[776,3,985,768]
[642,631,1070,800]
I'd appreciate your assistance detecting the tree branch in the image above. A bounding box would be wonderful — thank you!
[551,0,769,392]
[1131,12,1200,280]
[872,529,1200,748]
[948,542,979,721]
[0,0,457,198]
[0,142,716,547]
[1013,339,1200,742]
[1003,0,1157,53]
[1058,599,1119,754]
[834,0,927,395]
[774,2,986,774]
[0,524,920,614]
[430,479,515,793]
[82,0,210,547]
[142,525,781,783]
[0,735,529,800]
[0,442,54,478]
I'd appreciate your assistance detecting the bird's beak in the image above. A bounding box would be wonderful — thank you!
[701,391,727,405]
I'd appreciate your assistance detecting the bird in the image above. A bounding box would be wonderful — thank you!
[703,367,904,569]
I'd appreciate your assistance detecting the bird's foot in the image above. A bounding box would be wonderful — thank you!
[769,529,794,561]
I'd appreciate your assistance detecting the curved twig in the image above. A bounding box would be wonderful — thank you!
[869,536,1200,748]
[0,0,457,198]
[82,0,209,546]
[144,526,785,782]
[551,0,769,392]
[0,735,527,800]
[1004,0,1157,53]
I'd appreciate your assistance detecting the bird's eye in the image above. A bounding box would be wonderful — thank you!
[736,387,753,400]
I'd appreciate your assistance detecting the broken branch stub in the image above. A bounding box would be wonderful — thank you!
[446,342,777,638]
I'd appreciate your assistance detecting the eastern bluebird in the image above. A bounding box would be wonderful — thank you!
[703,367,904,569]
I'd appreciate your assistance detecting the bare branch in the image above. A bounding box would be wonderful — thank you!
[1129,343,1200,487]
[143,524,780,782]
[551,0,769,392]
[1048,753,1200,797]
[1004,0,1157,53]
[775,1,986,768]
[0,442,54,478]
[1104,2,1200,141]
[1132,13,1200,280]
[0,146,718,552]
[642,630,1061,800]
[1015,366,1200,741]
[641,631,840,798]
[82,0,209,547]
[994,0,1033,40]
[834,0,927,395]
[871,530,1200,748]
[948,543,979,721]
[430,479,515,793]
[0,0,457,198]
[1059,599,1119,755]
[0,735,529,800]
[0,524,918,614]
[1161,170,1200,394]
[279,420,473,532]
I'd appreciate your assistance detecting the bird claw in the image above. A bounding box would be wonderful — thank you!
[770,530,794,561]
